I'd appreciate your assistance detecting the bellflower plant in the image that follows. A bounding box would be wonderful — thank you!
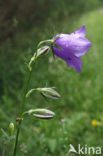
[1,26,91,156]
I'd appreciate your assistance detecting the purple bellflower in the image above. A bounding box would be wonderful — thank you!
[52,26,91,72]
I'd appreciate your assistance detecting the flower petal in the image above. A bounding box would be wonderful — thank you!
[52,46,66,60]
[74,25,86,37]
[54,37,91,58]
[66,56,82,72]
[71,37,92,57]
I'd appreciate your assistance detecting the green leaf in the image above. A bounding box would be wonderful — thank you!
[48,139,57,153]
[1,128,9,139]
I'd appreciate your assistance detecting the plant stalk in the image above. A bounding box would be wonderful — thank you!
[13,63,35,156]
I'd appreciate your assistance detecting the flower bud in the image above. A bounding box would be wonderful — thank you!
[27,108,55,119]
[36,46,50,58]
[9,123,15,135]
[28,46,50,71]
[26,87,61,100]
[37,88,61,99]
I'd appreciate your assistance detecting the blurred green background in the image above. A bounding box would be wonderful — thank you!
[0,0,103,156]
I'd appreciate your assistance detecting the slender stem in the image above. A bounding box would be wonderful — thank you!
[13,40,51,156]
[2,141,6,156]
[20,70,33,116]
[13,63,35,156]
[13,121,21,156]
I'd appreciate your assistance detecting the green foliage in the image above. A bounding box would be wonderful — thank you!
[0,0,101,40]
[0,1,103,156]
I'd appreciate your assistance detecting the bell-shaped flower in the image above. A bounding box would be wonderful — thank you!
[52,26,91,72]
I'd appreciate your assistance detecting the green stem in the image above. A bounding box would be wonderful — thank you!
[13,63,35,156]
[13,39,51,156]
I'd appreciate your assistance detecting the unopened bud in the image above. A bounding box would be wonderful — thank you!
[36,46,50,58]
[9,123,15,135]
[37,88,61,99]
[28,108,55,119]
[26,87,61,100]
